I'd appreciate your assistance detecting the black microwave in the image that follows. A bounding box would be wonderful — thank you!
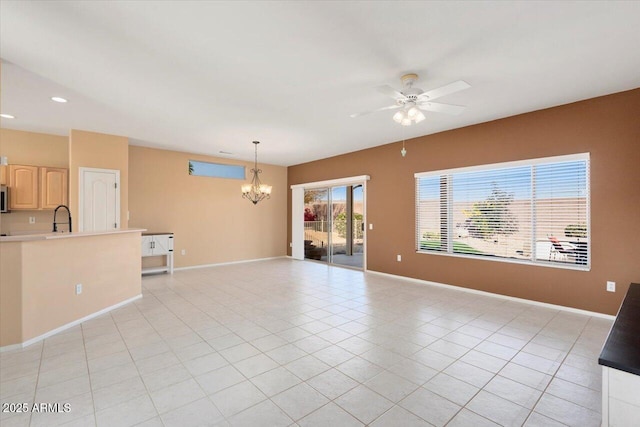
[0,186,8,213]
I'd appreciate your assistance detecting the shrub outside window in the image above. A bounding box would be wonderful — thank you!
[415,153,590,270]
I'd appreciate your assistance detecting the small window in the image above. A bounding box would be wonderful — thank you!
[188,160,245,179]
[415,153,590,270]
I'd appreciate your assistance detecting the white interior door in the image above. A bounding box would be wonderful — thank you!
[80,168,120,232]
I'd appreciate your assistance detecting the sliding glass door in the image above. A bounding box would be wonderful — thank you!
[303,188,329,262]
[303,185,364,269]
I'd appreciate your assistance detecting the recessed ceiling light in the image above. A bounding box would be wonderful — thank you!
[51,96,68,103]
[0,113,15,119]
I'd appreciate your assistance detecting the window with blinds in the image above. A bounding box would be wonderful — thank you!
[415,153,589,269]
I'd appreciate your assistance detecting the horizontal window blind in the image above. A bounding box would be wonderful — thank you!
[416,154,589,269]
[416,175,447,252]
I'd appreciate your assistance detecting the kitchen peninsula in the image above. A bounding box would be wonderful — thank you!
[0,229,144,349]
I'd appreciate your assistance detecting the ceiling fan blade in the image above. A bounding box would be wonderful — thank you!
[419,80,471,101]
[350,104,400,118]
[417,102,467,115]
[376,85,405,100]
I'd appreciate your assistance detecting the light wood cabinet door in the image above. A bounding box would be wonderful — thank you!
[9,165,39,210]
[0,165,7,186]
[40,167,68,209]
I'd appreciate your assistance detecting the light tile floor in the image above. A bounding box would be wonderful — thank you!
[0,259,612,426]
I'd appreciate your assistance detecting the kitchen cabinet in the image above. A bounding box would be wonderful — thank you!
[0,165,7,185]
[7,165,68,210]
[599,283,640,426]
[40,167,68,209]
[9,165,39,209]
[141,233,174,275]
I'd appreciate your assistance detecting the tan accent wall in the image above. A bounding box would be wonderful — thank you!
[288,88,640,315]
[0,243,22,346]
[1,210,61,235]
[0,129,69,234]
[0,128,68,167]
[129,146,287,267]
[69,129,129,229]
[0,232,141,347]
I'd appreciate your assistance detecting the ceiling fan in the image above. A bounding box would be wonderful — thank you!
[350,73,471,125]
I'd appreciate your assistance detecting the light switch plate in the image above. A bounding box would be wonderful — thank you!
[607,281,616,292]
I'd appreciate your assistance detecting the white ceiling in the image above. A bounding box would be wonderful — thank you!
[1,1,639,166]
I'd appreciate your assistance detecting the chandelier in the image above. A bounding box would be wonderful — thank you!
[241,141,272,205]
[392,104,426,126]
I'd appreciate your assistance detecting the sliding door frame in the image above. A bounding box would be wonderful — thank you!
[291,175,370,270]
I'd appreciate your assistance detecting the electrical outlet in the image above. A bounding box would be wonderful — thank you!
[75,284,82,295]
[369,224,373,230]
[181,249,186,255]
[29,216,36,224]
[397,254,402,262]
[606,281,616,292]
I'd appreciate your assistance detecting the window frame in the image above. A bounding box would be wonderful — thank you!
[415,153,590,271]
[188,160,246,180]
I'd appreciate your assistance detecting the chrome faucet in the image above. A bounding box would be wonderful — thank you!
[52,205,72,233]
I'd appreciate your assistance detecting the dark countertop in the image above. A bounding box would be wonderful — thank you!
[142,232,173,236]
[599,283,640,376]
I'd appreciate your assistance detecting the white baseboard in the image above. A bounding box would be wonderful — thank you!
[366,270,615,320]
[173,255,287,271]
[0,294,143,352]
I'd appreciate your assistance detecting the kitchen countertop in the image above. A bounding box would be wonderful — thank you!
[599,283,640,376]
[0,228,146,242]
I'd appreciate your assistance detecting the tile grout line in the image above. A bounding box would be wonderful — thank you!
[132,282,226,426]
[110,301,168,426]
[2,259,612,427]
[519,310,596,426]
[421,300,560,426]
[81,321,99,427]
[29,341,45,427]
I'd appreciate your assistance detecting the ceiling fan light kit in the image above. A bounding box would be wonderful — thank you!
[351,73,470,126]
[393,106,426,126]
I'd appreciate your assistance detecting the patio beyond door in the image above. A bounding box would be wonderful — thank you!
[303,185,364,269]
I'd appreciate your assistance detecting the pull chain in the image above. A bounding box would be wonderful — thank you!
[401,127,407,157]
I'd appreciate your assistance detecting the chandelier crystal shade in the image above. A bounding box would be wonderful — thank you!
[242,141,272,205]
